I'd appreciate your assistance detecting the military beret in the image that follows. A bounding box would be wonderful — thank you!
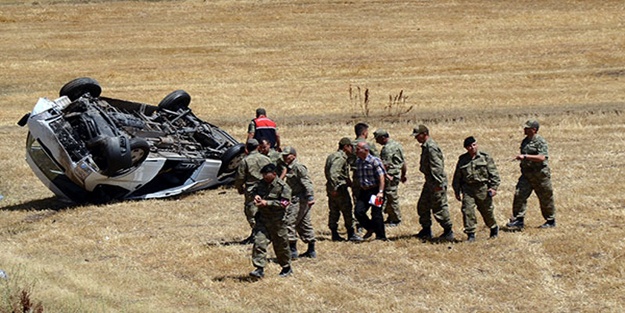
[463,136,476,147]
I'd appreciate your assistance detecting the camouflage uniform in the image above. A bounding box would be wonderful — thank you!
[325,149,355,234]
[379,139,405,224]
[234,151,272,227]
[452,150,500,234]
[251,176,292,269]
[280,159,316,244]
[417,138,453,230]
[512,134,555,221]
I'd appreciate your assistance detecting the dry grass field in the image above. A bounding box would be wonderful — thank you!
[1,0,625,312]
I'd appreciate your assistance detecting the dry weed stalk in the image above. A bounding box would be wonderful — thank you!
[349,84,370,117]
[385,90,413,117]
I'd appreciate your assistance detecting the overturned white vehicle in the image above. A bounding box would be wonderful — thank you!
[18,77,245,203]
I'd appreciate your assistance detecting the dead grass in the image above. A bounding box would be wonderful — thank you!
[1,0,625,312]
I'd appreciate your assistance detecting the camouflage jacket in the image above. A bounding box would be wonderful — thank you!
[234,150,272,194]
[452,150,500,195]
[281,159,315,201]
[379,139,405,178]
[252,177,291,211]
[419,138,448,187]
[325,150,350,191]
[520,134,550,172]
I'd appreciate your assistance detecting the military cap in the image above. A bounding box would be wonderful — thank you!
[463,136,476,147]
[373,129,389,139]
[411,125,429,136]
[523,120,540,130]
[260,163,277,174]
[338,137,352,146]
[281,146,297,156]
[246,138,259,147]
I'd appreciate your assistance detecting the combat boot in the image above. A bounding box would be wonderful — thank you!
[539,219,556,228]
[331,229,345,242]
[439,227,454,242]
[347,229,363,242]
[415,227,432,240]
[289,241,299,260]
[489,225,499,238]
[299,241,316,258]
[249,267,264,279]
[506,217,524,229]
[467,233,476,242]
[279,266,293,277]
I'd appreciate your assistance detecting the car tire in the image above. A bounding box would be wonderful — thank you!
[60,77,102,101]
[158,90,191,111]
[129,137,150,166]
[219,143,246,177]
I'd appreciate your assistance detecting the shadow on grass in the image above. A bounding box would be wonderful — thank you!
[0,196,78,212]
[212,274,261,283]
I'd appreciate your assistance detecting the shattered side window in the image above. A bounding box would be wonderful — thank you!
[26,132,64,182]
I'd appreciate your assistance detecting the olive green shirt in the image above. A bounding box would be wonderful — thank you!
[325,150,350,191]
[379,139,405,178]
[281,159,315,201]
[234,150,272,193]
[419,137,447,187]
[452,150,501,196]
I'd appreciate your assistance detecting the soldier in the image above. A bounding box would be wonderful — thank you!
[354,141,387,240]
[234,139,272,244]
[506,120,556,229]
[259,137,283,167]
[249,163,293,278]
[374,129,407,227]
[325,137,362,242]
[412,125,454,241]
[247,108,281,151]
[279,146,317,258]
[452,136,501,241]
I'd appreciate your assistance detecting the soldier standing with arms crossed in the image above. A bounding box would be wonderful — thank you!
[452,136,500,241]
[506,120,556,229]
[412,125,454,241]
[374,129,407,227]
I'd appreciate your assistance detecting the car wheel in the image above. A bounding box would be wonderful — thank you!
[219,143,246,177]
[129,137,150,166]
[158,90,191,111]
[60,77,102,101]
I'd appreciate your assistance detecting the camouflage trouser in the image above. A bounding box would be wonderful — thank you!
[252,208,290,268]
[243,192,257,228]
[512,169,555,221]
[327,185,355,232]
[417,182,453,230]
[383,177,401,223]
[286,195,316,243]
[460,184,497,234]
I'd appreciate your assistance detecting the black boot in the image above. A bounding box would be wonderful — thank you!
[539,219,556,228]
[416,227,432,240]
[490,225,499,238]
[299,241,316,258]
[506,217,524,229]
[347,228,363,242]
[289,241,298,260]
[331,229,345,241]
[249,267,264,278]
[439,227,454,242]
[467,233,476,242]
